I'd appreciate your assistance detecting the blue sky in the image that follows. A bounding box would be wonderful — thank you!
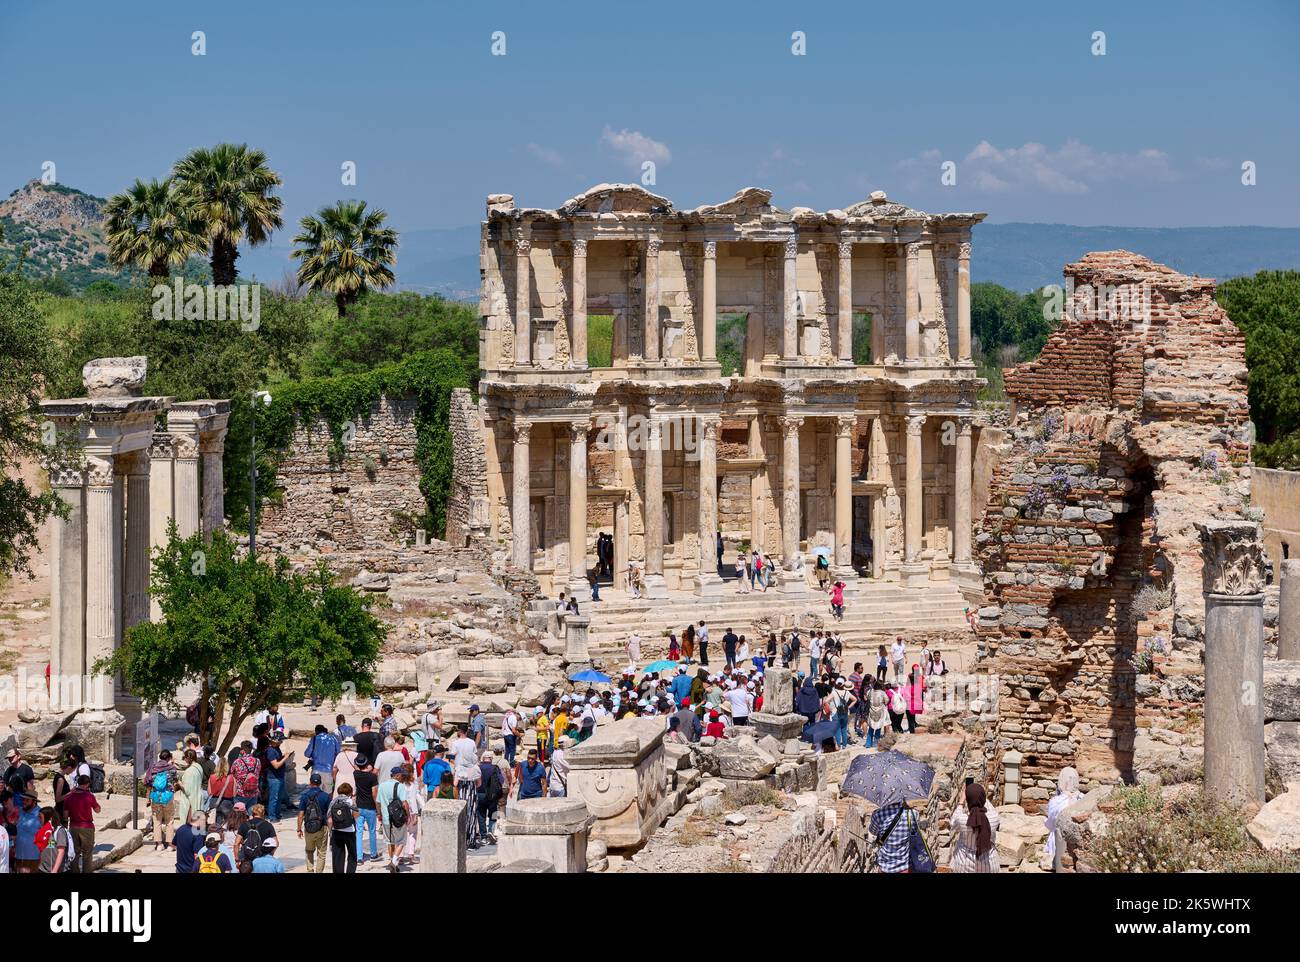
[2,0,1297,232]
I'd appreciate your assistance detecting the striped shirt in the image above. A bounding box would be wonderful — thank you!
[869,802,917,873]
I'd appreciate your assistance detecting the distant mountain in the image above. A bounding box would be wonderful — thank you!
[7,179,1299,298]
[974,223,1300,292]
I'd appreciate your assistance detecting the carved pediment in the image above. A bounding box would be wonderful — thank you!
[561,183,673,216]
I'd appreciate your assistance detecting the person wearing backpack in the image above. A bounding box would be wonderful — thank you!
[375,766,410,873]
[37,806,73,873]
[145,750,178,852]
[296,772,332,874]
[173,812,206,874]
[869,799,919,874]
[326,784,358,874]
[501,708,522,768]
[304,724,340,793]
[476,751,505,842]
[235,803,276,874]
[194,832,233,874]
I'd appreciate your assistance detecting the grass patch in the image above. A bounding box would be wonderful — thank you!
[722,783,781,809]
[673,814,719,847]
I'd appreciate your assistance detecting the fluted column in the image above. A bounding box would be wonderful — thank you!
[904,414,925,566]
[701,241,717,362]
[48,464,86,709]
[782,236,799,361]
[696,417,721,593]
[173,436,201,538]
[511,421,531,570]
[835,416,855,568]
[84,456,120,711]
[571,238,588,369]
[567,419,590,593]
[514,228,532,366]
[643,237,661,362]
[643,419,667,598]
[904,243,921,362]
[779,416,803,569]
[147,435,174,621]
[954,417,973,565]
[201,430,226,543]
[837,240,854,363]
[957,240,972,362]
[749,416,765,552]
[122,452,151,631]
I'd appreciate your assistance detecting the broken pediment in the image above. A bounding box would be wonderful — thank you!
[842,190,927,220]
[560,183,673,216]
[684,186,776,218]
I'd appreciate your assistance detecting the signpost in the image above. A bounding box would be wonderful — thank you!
[132,712,161,831]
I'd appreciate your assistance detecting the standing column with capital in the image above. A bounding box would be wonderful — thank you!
[901,414,928,585]
[834,416,855,570]
[173,435,201,538]
[642,419,667,598]
[837,240,854,363]
[121,451,151,632]
[201,431,226,543]
[643,237,661,362]
[567,420,591,595]
[48,464,86,709]
[514,229,532,366]
[84,456,121,711]
[571,239,588,369]
[953,417,974,567]
[511,421,532,570]
[957,241,972,363]
[696,417,722,594]
[904,243,921,362]
[782,237,799,361]
[1196,521,1266,808]
[779,416,804,578]
[701,241,717,363]
[748,416,766,553]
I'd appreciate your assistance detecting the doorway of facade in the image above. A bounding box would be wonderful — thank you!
[852,494,873,573]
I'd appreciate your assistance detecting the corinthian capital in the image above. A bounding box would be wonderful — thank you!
[703,240,717,259]
[783,237,798,259]
[779,415,804,438]
[906,414,926,437]
[836,415,857,438]
[1196,520,1265,596]
[572,239,588,256]
[513,420,532,444]
[958,241,972,260]
[838,240,854,260]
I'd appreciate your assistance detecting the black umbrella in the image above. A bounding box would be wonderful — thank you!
[840,750,935,806]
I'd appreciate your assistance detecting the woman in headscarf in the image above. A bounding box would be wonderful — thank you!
[796,674,823,729]
[949,781,1000,873]
[1043,766,1083,870]
[690,668,707,706]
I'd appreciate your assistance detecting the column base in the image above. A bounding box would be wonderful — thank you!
[781,577,809,596]
[899,562,930,588]
[695,572,726,597]
[567,576,593,600]
[832,566,861,591]
[642,573,669,600]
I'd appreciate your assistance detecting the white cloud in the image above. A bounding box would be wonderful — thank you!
[896,139,1179,194]
[599,126,671,169]
[526,143,566,169]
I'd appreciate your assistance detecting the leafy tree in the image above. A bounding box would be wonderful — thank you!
[97,530,385,754]
[173,143,283,285]
[103,177,205,278]
[0,270,63,580]
[292,200,398,317]
[302,290,476,378]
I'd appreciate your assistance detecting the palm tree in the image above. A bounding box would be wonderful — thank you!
[291,200,398,317]
[103,178,205,278]
[172,143,283,285]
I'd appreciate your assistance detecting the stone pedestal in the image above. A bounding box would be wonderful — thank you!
[497,797,594,872]
[1280,559,1300,661]
[566,716,672,849]
[564,614,591,665]
[751,711,807,740]
[1198,521,1266,808]
[764,665,795,714]
[420,798,469,873]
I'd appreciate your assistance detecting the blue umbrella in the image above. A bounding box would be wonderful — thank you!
[569,668,611,683]
[840,750,935,807]
[641,659,679,674]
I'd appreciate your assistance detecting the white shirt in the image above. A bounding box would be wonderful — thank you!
[501,710,521,737]
[451,737,479,780]
[891,641,906,664]
[809,637,824,659]
[0,826,8,872]
[724,688,753,718]
[374,749,405,782]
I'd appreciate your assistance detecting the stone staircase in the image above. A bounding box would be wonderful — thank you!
[578,580,973,663]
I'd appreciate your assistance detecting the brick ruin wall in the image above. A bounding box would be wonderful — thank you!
[258,395,426,553]
[446,387,491,548]
[978,252,1253,810]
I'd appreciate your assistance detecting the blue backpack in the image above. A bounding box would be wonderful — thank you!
[149,770,173,805]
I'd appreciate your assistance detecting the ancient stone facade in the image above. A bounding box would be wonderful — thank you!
[475,184,985,597]
[978,253,1254,809]
[258,395,425,552]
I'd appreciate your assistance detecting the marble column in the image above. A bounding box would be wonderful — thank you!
[957,241,972,363]
[837,240,854,363]
[84,456,120,711]
[614,497,629,590]
[782,237,799,361]
[904,243,921,362]
[511,421,532,570]
[571,239,588,369]
[1197,521,1266,808]
[642,419,667,597]
[1279,558,1300,660]
[954,417,974,566]
[122,452,151,632]
[902,414,927,585]
[696,417,722,594]
[514,229,532,366]
[201,431,226,543]
[749,416,765,552]
[834,416,855,568]
[779,416,803,571]
[48,466,85,710]
[567,420,591,595]
[643,237,661,362]
[701,241,717,362]
[148,436,174,621]
[173,436,201,539]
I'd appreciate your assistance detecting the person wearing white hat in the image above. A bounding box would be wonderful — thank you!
[724,680,754,726]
